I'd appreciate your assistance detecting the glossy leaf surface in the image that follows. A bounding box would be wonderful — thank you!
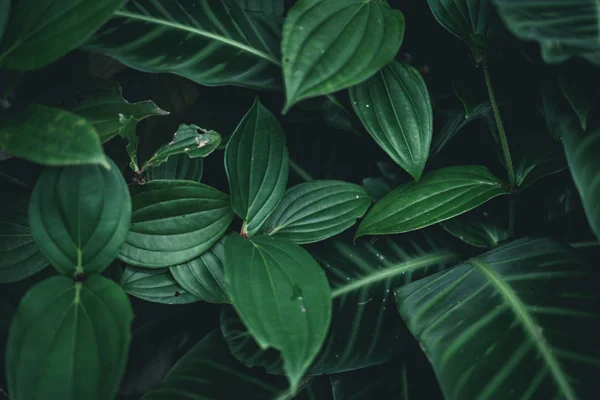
[146,154,203,182]
[120,265,199,305]
[441,210,507,249]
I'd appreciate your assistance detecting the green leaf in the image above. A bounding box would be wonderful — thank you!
[118,115,141,172]
[0,0,9,43]
[86,0,283,90]
[261,180,370,244]
[0,190,48,283]
[0,105,109,168]
[427,0,499,44]
[141,124,221,172]
[0,0,126,70]
[282,0,405,112]
[6,275,133,400]
[224,234,331,391]
[28,157,131,275]
[515,142,567,192]
[231,0,285,16]
[120,265,200,305]
[356,166,509,238]
[146,154,203,182]
[119,180,234,268]
[169,236,229,304]
[395,237,600,400]
[440,210,507,249]
[225,98,289,236]
[350,61,433,181]
[558,74,597,131]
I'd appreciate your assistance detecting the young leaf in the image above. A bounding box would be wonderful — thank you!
[395,237,600,400]
[86,0,283,90]
[225,99,289,236]
[119,181,234,268]
[0,0,126,70]
[28,158,131,275]
[356,166,509,238]
[261,180,371,244]
[120,265,200,305]
[427,0,499,45]
[282,0,405,112]
[440,210,508,249]
[515,143,567,192]
[6,275,133,400]
[350,61,433,180]
[146,154,203,182]
[0,105,109,168]
[224,235,332,391]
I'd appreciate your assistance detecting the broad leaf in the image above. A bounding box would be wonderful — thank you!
[261,180,371,244]
[119,181,234,268]
[350,60,433,181]
[395,237,600,400]
[0,190,48,283]
[356,166,509,238]
[225,99,289,236]
[120,265,199,305]
[0,0,125,70]
[0,105,109,168]
[282,0,405,112]
[224,234,331,391]
[169,236,228,304]
[6,275,133,400]
[427,0,499,45]
[28,157,131,275]
[515,142,567,192]
[146,154,203,182]
[86,0,283,90]
[440,210,507,249]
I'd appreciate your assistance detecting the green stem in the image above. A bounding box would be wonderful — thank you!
[289,159,314,182]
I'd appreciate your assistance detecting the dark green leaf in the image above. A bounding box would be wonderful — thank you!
[261,180,370,244]
[427,0,499,45]
[6,275,133,400]
[282,0,405,112]
[28,158,131,275]
[224,234,331,391]
[350,61,433,181]
[329,361,413,400]
[440,210,507,249]
[0,0,9,43]
[356,166,509,238]
[146,154,203,182]
[118,115,141,172]
[395,237,600,400]
[231,0,285,16]
[86,0,283,90]
[515,143,567,192]
[225,98,289,236]
[120,265,199,304]
[0,105,109,168]
[559,75,596,131]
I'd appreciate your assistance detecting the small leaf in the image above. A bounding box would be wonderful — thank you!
[427,0,500,45]
[225,98,289,236]
[120,265,199,305]
[440,210,508,249]
[559,75,596,131]
[224,235,331,391]
[515,143,567,192]
[146,154,203,182]
[356,166,509,238]
[282,0,405,112]
[7,275,133,400]
[261,180,371,244]
[350,61,432,180]
[0,105,109,168]
[119,180,234,268]
[28,157,131,275]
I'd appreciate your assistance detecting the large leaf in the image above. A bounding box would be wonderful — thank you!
[0,190,48,283]
[0,0,125,70]
[440,210,507,249]
[427,0,499,44]
[0,105,109,168]
[28,157,131,275]
[395,237,600,400]
[146,153,203,182]
[356,166,509,238]
[120,265,200,305]
[224,234,331,391]
[86,0,282,90]
[261,180,371,244]
[225,98,289,236]
[350,60,433,181]
[6,275,133,400]
[282,0,405,112]
[119,180,234,268]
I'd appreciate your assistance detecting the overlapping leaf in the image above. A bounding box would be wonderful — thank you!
[231,0,285,16]
[441,210,507,249]
[146,154,203,182]
[120,265,199,305]
[515,142,567,192]
[427,0,499,44]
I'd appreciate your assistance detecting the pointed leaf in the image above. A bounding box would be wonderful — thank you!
[440,210,507,249]
[146,154,203,182]
[6,275,133,400]
[120,265,199,305]
[356,166,509,238]
[119,180,234,268]
[28,158,131,275]
[559,75,596,131]
[395,237,600,400]
[350,61,433,180]
[282,0,405,112]
[515,143,567,192]
[427,0,499,44]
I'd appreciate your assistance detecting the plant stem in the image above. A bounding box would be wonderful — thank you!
[289,159,315,182]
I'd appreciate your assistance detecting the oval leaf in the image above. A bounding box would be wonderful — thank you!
[350,61,433,180]
[427,0,499,44]
[224,234,331,391]
[119,180,234,268]
[28,158,131,275]
[261,180,371,244]
[225,98,289,236]
[356,166,509,238]
[146,154,203,182]
[282,0,405,112]
[120,265,199,305]
[6,275,133,400]
[440,210,508,249]
[0,105,109,168]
